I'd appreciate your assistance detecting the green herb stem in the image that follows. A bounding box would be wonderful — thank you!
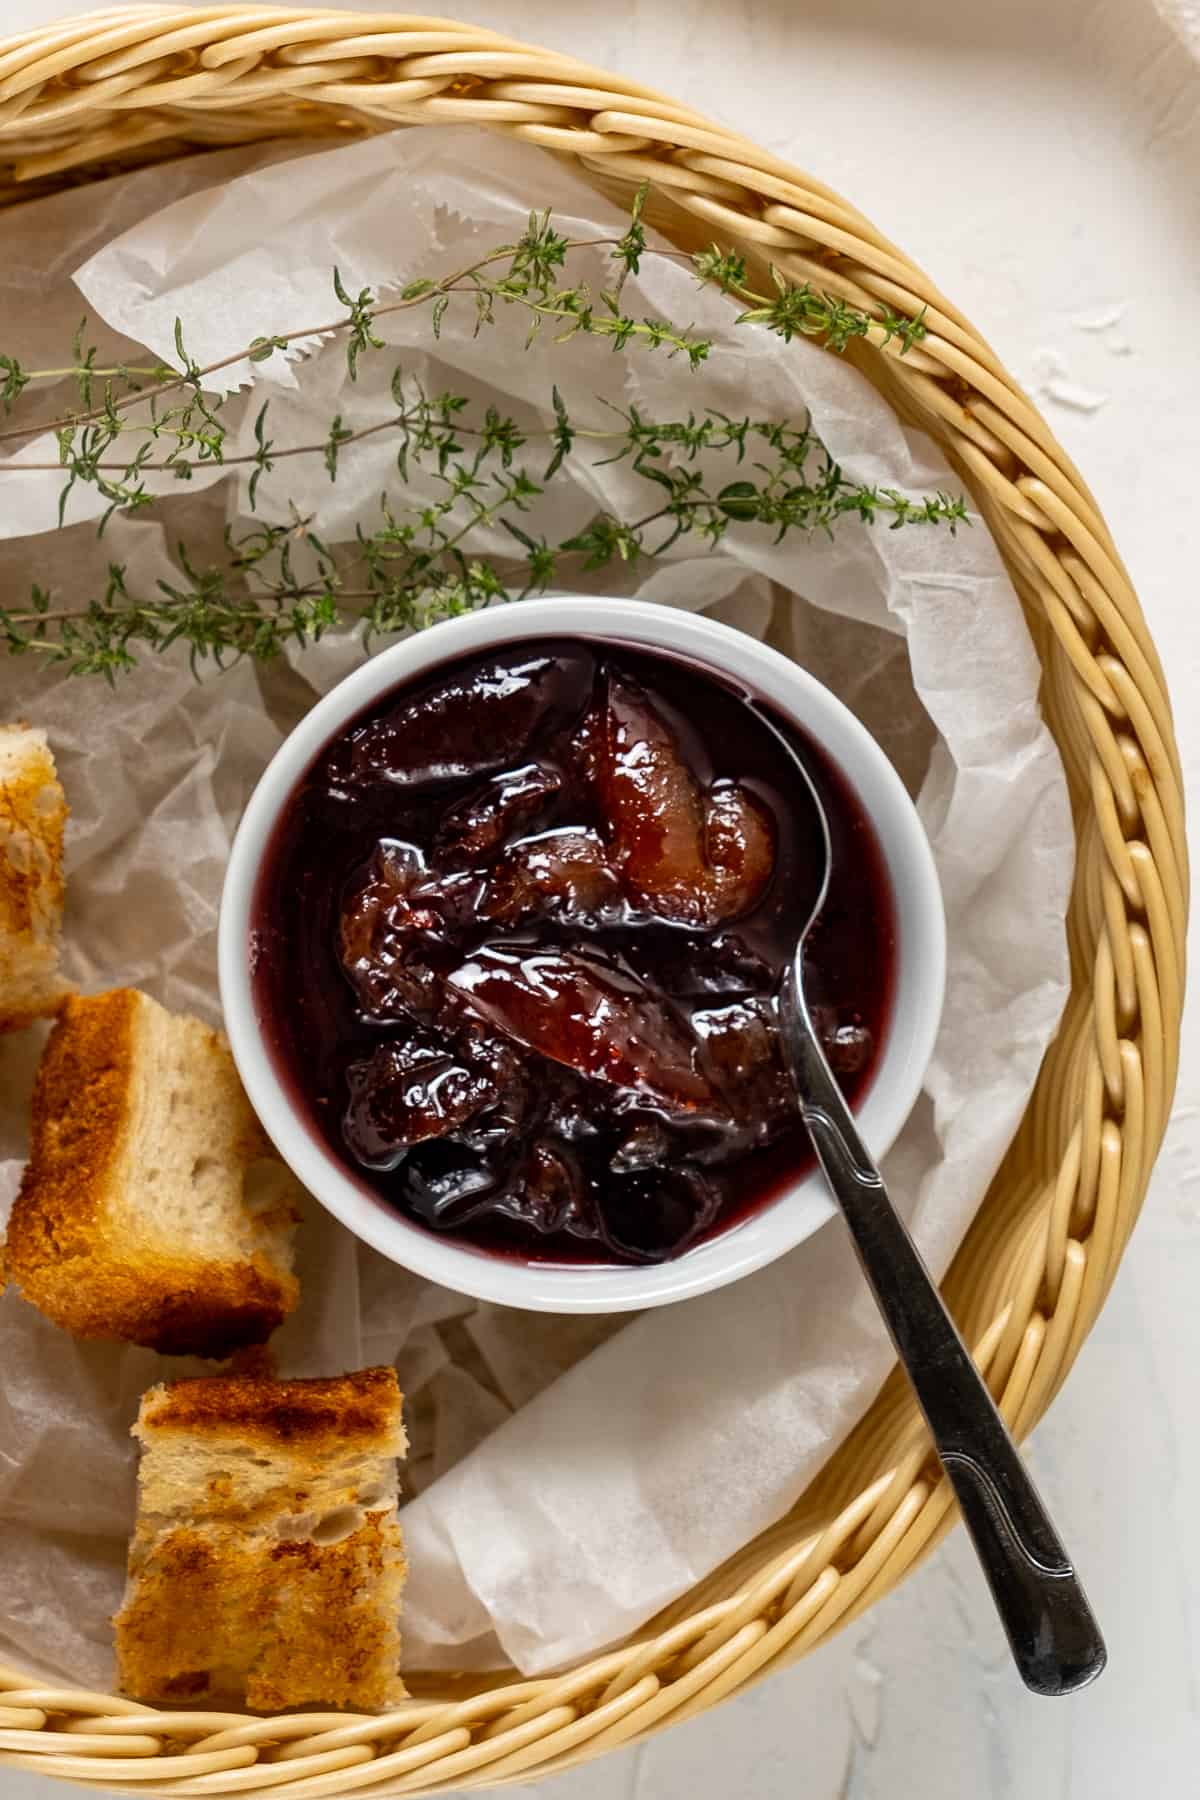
[0,192,954,679]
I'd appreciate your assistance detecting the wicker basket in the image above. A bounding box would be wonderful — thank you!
[0,7,1187,1795]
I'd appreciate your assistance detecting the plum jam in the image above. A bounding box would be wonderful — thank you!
[251,638,895,1265]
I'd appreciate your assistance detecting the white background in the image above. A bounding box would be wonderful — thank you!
[3,2,1198,1797]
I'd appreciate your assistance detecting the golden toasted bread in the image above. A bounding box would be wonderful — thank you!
[4,988,300,1356]
[0,722,74,1032]
[114,1368,408,1711]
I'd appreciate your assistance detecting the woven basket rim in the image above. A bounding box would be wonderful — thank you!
[0,8,1188,1796]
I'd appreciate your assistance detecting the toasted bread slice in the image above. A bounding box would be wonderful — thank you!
[114,1368,408,1711]
[0,722,74,1032]
[5,987,300,1356]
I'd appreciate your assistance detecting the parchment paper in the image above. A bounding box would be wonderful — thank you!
[0,128,1072,1684]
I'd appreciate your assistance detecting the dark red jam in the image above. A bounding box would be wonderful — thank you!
[250,638,895,1265]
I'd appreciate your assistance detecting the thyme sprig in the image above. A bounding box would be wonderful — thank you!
[0,193,959,679]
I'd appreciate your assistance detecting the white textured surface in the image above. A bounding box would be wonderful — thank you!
[3,1,1198,1796]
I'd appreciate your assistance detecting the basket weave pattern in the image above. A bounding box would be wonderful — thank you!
[0,8,1188,1794]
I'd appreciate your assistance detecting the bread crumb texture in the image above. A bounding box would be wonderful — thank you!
[0,722,74,1031]
[4,988,301,1355]
[115,1369,408,1711]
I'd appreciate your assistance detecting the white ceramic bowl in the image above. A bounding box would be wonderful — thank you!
[219,598,945,1313]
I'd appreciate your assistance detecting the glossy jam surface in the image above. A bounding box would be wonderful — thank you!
[251,639,895,1264]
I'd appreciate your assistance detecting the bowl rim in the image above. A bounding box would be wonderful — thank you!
[218,597,946,1313]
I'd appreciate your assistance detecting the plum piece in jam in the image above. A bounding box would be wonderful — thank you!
[343,1035,499,1170]
[446,944,722,1121]
[482,829,629,928]
[434,761,563,867]
[252,638,896,1265]
[336,650,594,789]
[690,998,795,1146]
[582,671,775,927]
[339,842,450,1020]
[601,1166,721,1262]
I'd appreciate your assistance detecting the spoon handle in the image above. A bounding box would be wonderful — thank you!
[786,1020,1106,1696]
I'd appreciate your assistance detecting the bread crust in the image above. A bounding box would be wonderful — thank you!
[8,988,140,1254]
[140,1366,405,1448]
[5,989,300,1355]
[0,721,74,1032]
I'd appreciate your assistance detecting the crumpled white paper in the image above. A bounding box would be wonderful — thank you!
[0,127,1071,1684]
[1154,0,1200,61]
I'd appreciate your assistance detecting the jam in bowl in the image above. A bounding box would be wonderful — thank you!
[219,599,946,1312]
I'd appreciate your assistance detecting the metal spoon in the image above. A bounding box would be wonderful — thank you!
[763,714,1107,1696]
